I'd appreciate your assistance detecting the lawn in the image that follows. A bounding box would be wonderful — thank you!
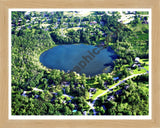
[144,65,149,71]
[139,59,149,71]
[139,59,149,65]
[60,27,82,35]
[127,23,148,32]
[101,86,121,98]
[91,79,123,100]
[41,24,50,28]
[132,68,146,74]
[61,95,71,101]
[96,68,147,98]
[91,89,105,100]
[67,27,82,31]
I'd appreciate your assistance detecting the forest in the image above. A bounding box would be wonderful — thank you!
[11,10,149,115]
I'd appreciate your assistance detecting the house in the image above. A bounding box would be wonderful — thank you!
[25,11,30,16]
[127,68,131,71]
[89,88,97,93]
[34,95,39,99]
[18,18,22,22]
[90,21,97,25]
[100,21,104,25]
[132,64,137,68]
[124,85,130,90]
[89,92,93,98]
[62,100,66,104]
[142,17,148,24]
[99,42,105,46]
[62,81,70,87]
[22,91,27,97]
[63,23,68,25]
[104,81,108,85]
[51,92,57,96]
[27,26,31,29]
[51,12,54,15]
[81,84,85,88]
[132,57,141,68]
[138,64,141,67]
[44,28,49,31]
[17,27,21,31]
[113,77,119,81]
[103,81,108,89]
[142,21,148,24]
[72,110,77,113]
[135,57,140,63]
[107,96,114,101]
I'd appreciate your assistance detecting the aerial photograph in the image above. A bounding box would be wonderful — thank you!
[11,10,150,116]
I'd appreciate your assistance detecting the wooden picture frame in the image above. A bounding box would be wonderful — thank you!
[0,0,160,128]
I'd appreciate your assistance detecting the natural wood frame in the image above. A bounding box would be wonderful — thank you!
[0,0,160,128]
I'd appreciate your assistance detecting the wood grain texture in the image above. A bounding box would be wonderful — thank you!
[0,0,160,128]
[0,0,154,8]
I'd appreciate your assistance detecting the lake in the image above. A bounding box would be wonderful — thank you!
[40,44,117,76]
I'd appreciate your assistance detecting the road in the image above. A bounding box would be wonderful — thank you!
[23,71,148,116]
[88,72,148,115]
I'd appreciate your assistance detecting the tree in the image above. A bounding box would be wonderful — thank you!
[57,91,63,97]
[63,106,71,115]
[65,86,70,94]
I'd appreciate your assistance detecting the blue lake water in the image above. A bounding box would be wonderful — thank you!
[40,44,117,76]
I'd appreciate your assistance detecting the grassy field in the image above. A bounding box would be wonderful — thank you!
[127,23,148,32]
[61,95,71,101]
[40,24,50,28]
[67,27,82,31]
[91,89,105,100]
[144,65,149,71]
[140,59,149,71]
[63,27,83,34]
[132,68,146,74]
[139,59,149,65]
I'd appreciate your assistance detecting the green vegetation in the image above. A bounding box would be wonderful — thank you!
[95,74,149,115]
[132,68,146,74]
[11,10,149,116]
[140,59,149,65]
[91,89,105,100]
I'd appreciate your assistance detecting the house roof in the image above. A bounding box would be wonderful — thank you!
[72,110,77,112]
[113,77,119,80]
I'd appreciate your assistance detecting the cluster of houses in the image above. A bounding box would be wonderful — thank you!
[132,57,141,68]
[89,88,97,93]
